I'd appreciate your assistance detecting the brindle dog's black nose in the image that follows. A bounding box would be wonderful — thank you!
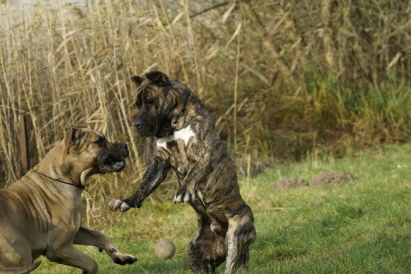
[134,119,142,130]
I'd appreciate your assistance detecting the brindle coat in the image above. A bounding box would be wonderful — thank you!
[0,128,137,273]
[109,71,256,273]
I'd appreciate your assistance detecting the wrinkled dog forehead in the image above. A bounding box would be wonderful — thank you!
[132,71,172,106]
[135,85,153,107]
[135,84,168,108]
[80,129,103,140]
[65,127,106,154]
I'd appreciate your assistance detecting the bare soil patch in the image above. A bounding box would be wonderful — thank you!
[271,178,310,189]
[311,171,354,187]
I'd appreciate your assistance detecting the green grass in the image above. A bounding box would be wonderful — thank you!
[33,143,411,273]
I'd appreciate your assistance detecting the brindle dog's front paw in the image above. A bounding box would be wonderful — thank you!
[174,188,196,204]
[108,199,131,212]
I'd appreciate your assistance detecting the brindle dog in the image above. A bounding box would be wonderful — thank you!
[0,128,137,273]
[109,71,256,273]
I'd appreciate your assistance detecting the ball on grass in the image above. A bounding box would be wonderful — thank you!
[155,239,176,260]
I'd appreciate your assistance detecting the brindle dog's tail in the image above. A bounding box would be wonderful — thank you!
[0,260,41,274]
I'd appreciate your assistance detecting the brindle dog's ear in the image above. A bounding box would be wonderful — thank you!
[146,71,170,86]
[131,76,144,86]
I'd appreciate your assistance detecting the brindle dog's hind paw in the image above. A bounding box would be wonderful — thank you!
[174,189,196,204]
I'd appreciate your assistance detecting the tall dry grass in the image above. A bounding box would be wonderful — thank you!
[1,0,411,225]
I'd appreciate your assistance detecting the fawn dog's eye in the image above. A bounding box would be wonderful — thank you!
[95,137,106,148]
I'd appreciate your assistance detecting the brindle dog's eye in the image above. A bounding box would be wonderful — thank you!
[146,99,155,105]
[95,137,106,148]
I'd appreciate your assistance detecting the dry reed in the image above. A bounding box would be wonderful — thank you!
[1,0,411,225]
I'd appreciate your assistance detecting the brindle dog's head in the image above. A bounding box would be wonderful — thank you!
[62,127,129,178]
[131,71,191,138]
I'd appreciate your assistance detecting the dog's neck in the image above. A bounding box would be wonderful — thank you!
[156,125,196,146]
[171,112,185,131]
[34,141,88,189]
[171,90,193,131]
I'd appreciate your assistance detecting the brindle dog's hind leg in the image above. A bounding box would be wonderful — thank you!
[188,212,226,273]
[224,214,256,274]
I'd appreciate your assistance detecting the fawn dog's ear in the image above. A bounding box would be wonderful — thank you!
[64,127,88,153]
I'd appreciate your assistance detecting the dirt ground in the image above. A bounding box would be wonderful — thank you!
[272,171,354,189]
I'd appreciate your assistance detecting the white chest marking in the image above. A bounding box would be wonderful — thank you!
[156,125,196,149]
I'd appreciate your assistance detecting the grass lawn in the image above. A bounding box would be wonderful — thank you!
[34,144,411,273]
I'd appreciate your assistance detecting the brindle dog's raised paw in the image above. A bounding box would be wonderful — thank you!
[108,199,131,212]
